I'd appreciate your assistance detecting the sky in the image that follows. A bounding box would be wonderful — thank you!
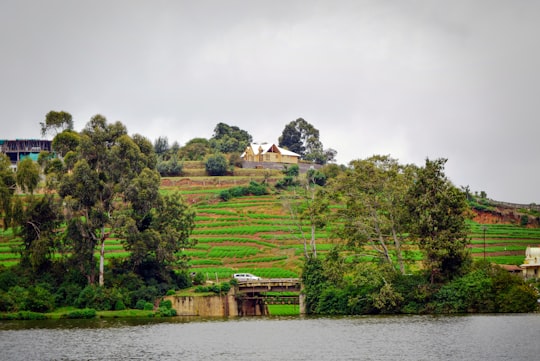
[1,0,539,204]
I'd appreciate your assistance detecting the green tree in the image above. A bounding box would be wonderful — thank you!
[0,154,16,229]
[283,173,329,259]
[179,138,211,160]
[209,123,253,153]
[15,195,61,272]
[153,136,169,155]
[205,153,228,176]
[406,158,471,283]
[278,118,335,164]
[329,155,413,274]
[51,130,80,157]
[40,110,74,137]
[57,115,160,286]
[16,158,40,195]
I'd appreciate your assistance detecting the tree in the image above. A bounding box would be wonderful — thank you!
[209,122,253,153]
[278,118,335,164]
[51,130,80,157]
[153,136,169,155]
[205,153,228,176]
[406,158,471,283]
[0,154,16,229]
[57,115,162,286]
[16,158,40,195]
[283,173,329,259]
[179,138,211,160]
[15,195,60,272]
[40,110,74,137]
[329,155,413,274]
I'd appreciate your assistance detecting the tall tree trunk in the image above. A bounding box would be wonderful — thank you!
[391,226,405,274]
[99,238,105,286]
[98,224,107,287]
[310,223,317,258]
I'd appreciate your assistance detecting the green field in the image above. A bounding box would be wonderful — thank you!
[1,178,539,275]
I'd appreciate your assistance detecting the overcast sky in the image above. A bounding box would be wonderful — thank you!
[1,1,538,204]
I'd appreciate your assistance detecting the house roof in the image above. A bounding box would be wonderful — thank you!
[242,143,301,158]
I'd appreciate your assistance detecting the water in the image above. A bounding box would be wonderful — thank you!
[1,314,539,360]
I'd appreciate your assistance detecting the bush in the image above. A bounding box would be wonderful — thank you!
[283,164,299,177]
[193,272,206,285]
[219,190,232,201]
[159,299,173,309]
[307,169,327,186]
[205,154,228,176]
[114,299,126,311]
[144,302,154,311]
[496,284,538,313]
[135,299,147,310]
[26,285,55,313]
[275,176,299,189]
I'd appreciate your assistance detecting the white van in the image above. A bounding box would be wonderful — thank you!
[233,273,261,281]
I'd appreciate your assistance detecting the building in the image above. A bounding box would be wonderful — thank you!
[241,143,300,165]
[520,246,540,279]
[0,139,52,170]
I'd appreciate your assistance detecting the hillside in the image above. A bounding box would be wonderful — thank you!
[1,172,540,275]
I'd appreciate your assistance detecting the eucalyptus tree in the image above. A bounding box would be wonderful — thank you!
[56,115,175,286]
[40,110,74,137]
[283,173,329,259]
[16,158,40,195]
[406,158,471,283]
[328,155,413,274]
[0,154,16,229]
[278,118,336,164]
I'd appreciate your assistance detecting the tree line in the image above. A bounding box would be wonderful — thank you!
[154,117,337,176]
[288,155,539,314]
[1,113,196,314]
[1,111,538,316]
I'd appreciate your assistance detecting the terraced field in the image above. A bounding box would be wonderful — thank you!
[1,178,539,276]
[468,221,540,266]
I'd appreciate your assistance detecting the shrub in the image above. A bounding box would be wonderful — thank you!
[219,190,232,201]
[114,300,126,311]
[275,176,299,189]
[283,164,299,177]
[135,299,147,310]
[144,302,154,311]
[26,285,55,313]
[159,299,173,309]
[205,154,228,176]
[193,272,206,285]
[247,181,268,196]
[63,308,97,319]
[496,284,538,313]
[307,169,327,186]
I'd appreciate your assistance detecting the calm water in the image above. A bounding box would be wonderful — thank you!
[1,314,539,360]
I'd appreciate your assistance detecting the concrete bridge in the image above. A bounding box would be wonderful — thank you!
[165,278,304,317]
[236,278,304,316]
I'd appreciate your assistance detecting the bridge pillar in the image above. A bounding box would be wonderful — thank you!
[299,292,306,315]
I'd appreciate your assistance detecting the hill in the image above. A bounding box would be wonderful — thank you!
[1,172,540,275]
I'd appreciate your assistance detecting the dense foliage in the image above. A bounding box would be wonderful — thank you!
[0,113,196,317]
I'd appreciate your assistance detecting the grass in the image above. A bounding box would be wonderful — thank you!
[268,304,300,316]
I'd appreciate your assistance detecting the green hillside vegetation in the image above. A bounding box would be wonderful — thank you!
[1,116,539,318]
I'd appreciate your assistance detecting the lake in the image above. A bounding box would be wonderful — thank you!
[1,314,539,360]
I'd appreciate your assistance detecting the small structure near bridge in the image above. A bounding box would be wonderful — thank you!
[521,246,540,279]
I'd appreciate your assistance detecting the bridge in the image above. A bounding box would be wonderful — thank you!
[235,278,304,315]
